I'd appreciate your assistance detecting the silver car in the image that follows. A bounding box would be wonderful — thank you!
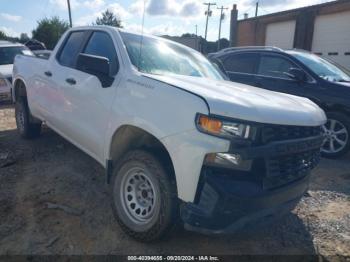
[0,41,33,101]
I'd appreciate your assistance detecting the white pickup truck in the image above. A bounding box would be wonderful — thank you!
[12,26,326,242]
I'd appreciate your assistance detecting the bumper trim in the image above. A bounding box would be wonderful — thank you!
[181,174,310,234]
[184,197,299,235]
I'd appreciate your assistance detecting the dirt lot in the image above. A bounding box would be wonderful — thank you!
[0,103,349,257]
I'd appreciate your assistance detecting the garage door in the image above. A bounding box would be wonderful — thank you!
[312,11,350,70]
[265,20,296,49]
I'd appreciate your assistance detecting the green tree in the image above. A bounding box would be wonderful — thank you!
[32,17,70,50]
[19,33,30,43]
[95,9,122,28]
[0,30,6,40]
[181,33,197,37]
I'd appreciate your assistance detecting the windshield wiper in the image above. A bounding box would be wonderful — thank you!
[338,79,350,83]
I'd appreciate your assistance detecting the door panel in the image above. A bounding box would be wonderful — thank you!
[265,20,296,49]
[57,67,119,159]
[312,11,350,70]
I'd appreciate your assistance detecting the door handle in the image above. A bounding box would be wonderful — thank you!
[66,78,76,85]
[44,71,52,77]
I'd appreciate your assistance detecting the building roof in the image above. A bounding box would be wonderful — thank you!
[239,0,346,22]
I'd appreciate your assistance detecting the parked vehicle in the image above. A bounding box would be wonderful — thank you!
[0,41,33,101]
[209,47,350,158]
[25,39,46,51]
[12,26,326,241]
[32,50,51,60]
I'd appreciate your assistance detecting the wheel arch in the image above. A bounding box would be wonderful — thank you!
[13,77,27,102]
[107,125,177,189]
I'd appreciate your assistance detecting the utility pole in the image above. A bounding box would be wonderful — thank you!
[217,6,228,51]
[195,24,199,51]
[255,1,259,17]
[67,0,72,27]
[204,2,216,41]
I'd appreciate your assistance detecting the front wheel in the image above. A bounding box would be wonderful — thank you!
[110,150,178,242]
[321,112,350,158]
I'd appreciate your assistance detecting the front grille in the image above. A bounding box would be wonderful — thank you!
[261,125,322,144]
[263,150,320,190]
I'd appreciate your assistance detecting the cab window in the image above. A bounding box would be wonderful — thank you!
[258,55,297,79]
[83,31,119,75]
[222,53,259,74]
[57,31,85,67]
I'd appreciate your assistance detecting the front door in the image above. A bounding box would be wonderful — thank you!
[255,53,316,98]
[52,30,121,161]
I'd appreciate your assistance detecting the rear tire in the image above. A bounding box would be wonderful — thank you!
[110,150,178,242]
[15,98,42,139]
[321,112,350,158]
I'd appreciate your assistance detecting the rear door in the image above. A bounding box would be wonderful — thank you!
[220,52,259,86]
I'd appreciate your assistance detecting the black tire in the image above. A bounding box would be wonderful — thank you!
[110,150,178,242]
[15,97,42,139]
[321,112,350,158]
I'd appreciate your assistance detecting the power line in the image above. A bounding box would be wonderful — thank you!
[203,2,216,41]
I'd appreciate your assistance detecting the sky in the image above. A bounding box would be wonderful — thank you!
[0,0,332,41]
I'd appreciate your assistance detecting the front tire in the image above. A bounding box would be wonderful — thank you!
[321,112,350,158]
[15,98,42,139]
[110,150,178,242]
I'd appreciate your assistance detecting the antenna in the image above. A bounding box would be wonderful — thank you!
[137,0,146,71]
[67,0,73,27]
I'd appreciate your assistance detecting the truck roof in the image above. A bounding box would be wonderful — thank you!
[66,25,202,57]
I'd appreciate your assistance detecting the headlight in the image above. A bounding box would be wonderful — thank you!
[0,78,7,88]
[196,114,253,140]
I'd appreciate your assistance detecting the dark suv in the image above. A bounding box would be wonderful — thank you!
[209,47,350,158]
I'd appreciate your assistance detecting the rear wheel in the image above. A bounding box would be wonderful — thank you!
[321,112,350,158]
[15,98,42,139]
[110,150,178,242]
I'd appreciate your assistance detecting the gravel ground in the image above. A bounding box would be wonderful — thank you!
[0,103,349,258]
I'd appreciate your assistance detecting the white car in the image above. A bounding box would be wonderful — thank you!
[12,26,326,241]
[0,41,32,101]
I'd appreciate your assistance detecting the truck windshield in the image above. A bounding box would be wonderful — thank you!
[0,46,33,65]
[120,32,224,80]
[287,51,350,83]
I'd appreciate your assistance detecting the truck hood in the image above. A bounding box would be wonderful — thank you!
[146,74,326,127]
[0,64,13,78]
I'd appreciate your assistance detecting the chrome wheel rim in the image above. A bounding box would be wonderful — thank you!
[119,167,157,224]
[322,119,348,154]
[16,104,25,133]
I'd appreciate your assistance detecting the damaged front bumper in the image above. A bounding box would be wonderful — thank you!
[181,134,323,234]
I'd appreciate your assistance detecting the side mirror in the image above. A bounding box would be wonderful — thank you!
[76,53,114,88]
[285,68,306,82]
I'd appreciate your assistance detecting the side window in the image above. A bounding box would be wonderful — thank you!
[58,31,85,67]
[83,32,118,75]
[222,53,258,74]
[258,55,297,79]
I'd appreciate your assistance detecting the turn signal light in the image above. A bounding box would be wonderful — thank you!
[198,115,222,134]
